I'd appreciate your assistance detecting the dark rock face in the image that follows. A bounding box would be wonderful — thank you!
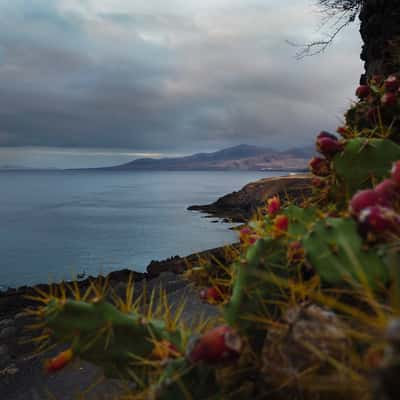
[360,0,400,81]
[189,174,312,223]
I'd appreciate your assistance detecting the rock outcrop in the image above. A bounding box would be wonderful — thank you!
[360,0,400,81]
[188,174,312,222]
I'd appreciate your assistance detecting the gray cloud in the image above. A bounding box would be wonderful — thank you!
[0,0,363,156]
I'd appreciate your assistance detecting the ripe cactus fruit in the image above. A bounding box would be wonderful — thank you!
[199,287,222,304]
[333,138,400,196]
[374,179,398,205]
[273,215,289,236]
[382,92,398,107]
[336,126,348,137]
[349,189,382,217]
[317,131,338,141]
[356,85,371,99]
[385,75,400,92]
[267,196,281,216]
[45,349,73,373]
[358,206,400,238]
[317,137,344,157]
[309,157,330,177]
[311,177,327,189]
[302,218,389,287]
[187,325,242,364]
[391,161,400,185]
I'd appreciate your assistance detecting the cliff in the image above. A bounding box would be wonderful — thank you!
[188,174,312,222]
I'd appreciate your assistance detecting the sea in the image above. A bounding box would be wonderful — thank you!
[0,170,287,290]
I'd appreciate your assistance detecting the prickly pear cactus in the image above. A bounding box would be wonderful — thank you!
[27,72,400,400]
[302,218,389,287]
[333,138,400,196]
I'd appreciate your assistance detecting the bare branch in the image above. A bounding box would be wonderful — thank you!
[288,0,363,59]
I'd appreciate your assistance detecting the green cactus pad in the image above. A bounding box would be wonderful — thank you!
[333,138,400,196]
[302,218,389,288]
[224,237,286,331]
[153,359,219,400]
[285,205,319,239]
[44,299,183,380]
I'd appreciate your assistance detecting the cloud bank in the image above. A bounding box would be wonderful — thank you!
[0,0,363,158]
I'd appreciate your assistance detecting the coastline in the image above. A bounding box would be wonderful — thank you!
[188,173,312,222]
[0,173,311,399]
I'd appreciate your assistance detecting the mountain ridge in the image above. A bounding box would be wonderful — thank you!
[105,144,313,171]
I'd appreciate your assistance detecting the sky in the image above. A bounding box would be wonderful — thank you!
[0,0,363,168]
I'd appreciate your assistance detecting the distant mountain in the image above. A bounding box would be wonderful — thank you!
[105,144,314,171]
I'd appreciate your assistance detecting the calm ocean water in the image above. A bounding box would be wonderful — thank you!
[0,170,286,289]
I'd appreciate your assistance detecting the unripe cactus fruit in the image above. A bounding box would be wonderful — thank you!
[381,92,397,107]
[267,196,281,216]
[356,85,371,99]
[349,189,382,217]
[391,161,400,185]
[188,326,242,364]
[309,157,330,177]
[316,137,344,157]
[385,75,400,92]
[45,349,73,374]
[358,206,400,236]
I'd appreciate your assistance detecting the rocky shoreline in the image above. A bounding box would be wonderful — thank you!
[0,173,311,399]
[188,174,312,222]
[0,244,237,399]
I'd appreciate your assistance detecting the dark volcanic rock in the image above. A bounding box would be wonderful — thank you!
[188,174,312,222]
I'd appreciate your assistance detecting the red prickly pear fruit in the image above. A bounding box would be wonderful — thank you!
[267,196,281,216]
[381,92,397,107]
[374,179,398,205]
[273,214,289,235]
[356,85,371,99]
[309,157,330,177]
[239,226,251,243]
[311,177,326,189]
[207,287,222,302]
[45,349,73,374]
[336,126,347,136]
[200,287,222,303]
[349,189,381,217]
[316,137,344,156]
[358,206,400,236]
[384,75,400,92]
[391,161,400,185]
[317,131,338,141]
[188,325,242,364]
[248,234,260,245]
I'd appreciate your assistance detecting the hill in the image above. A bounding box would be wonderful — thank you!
[105,144,313,171]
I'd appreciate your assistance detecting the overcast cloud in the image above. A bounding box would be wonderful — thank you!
[0,0,363,167]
